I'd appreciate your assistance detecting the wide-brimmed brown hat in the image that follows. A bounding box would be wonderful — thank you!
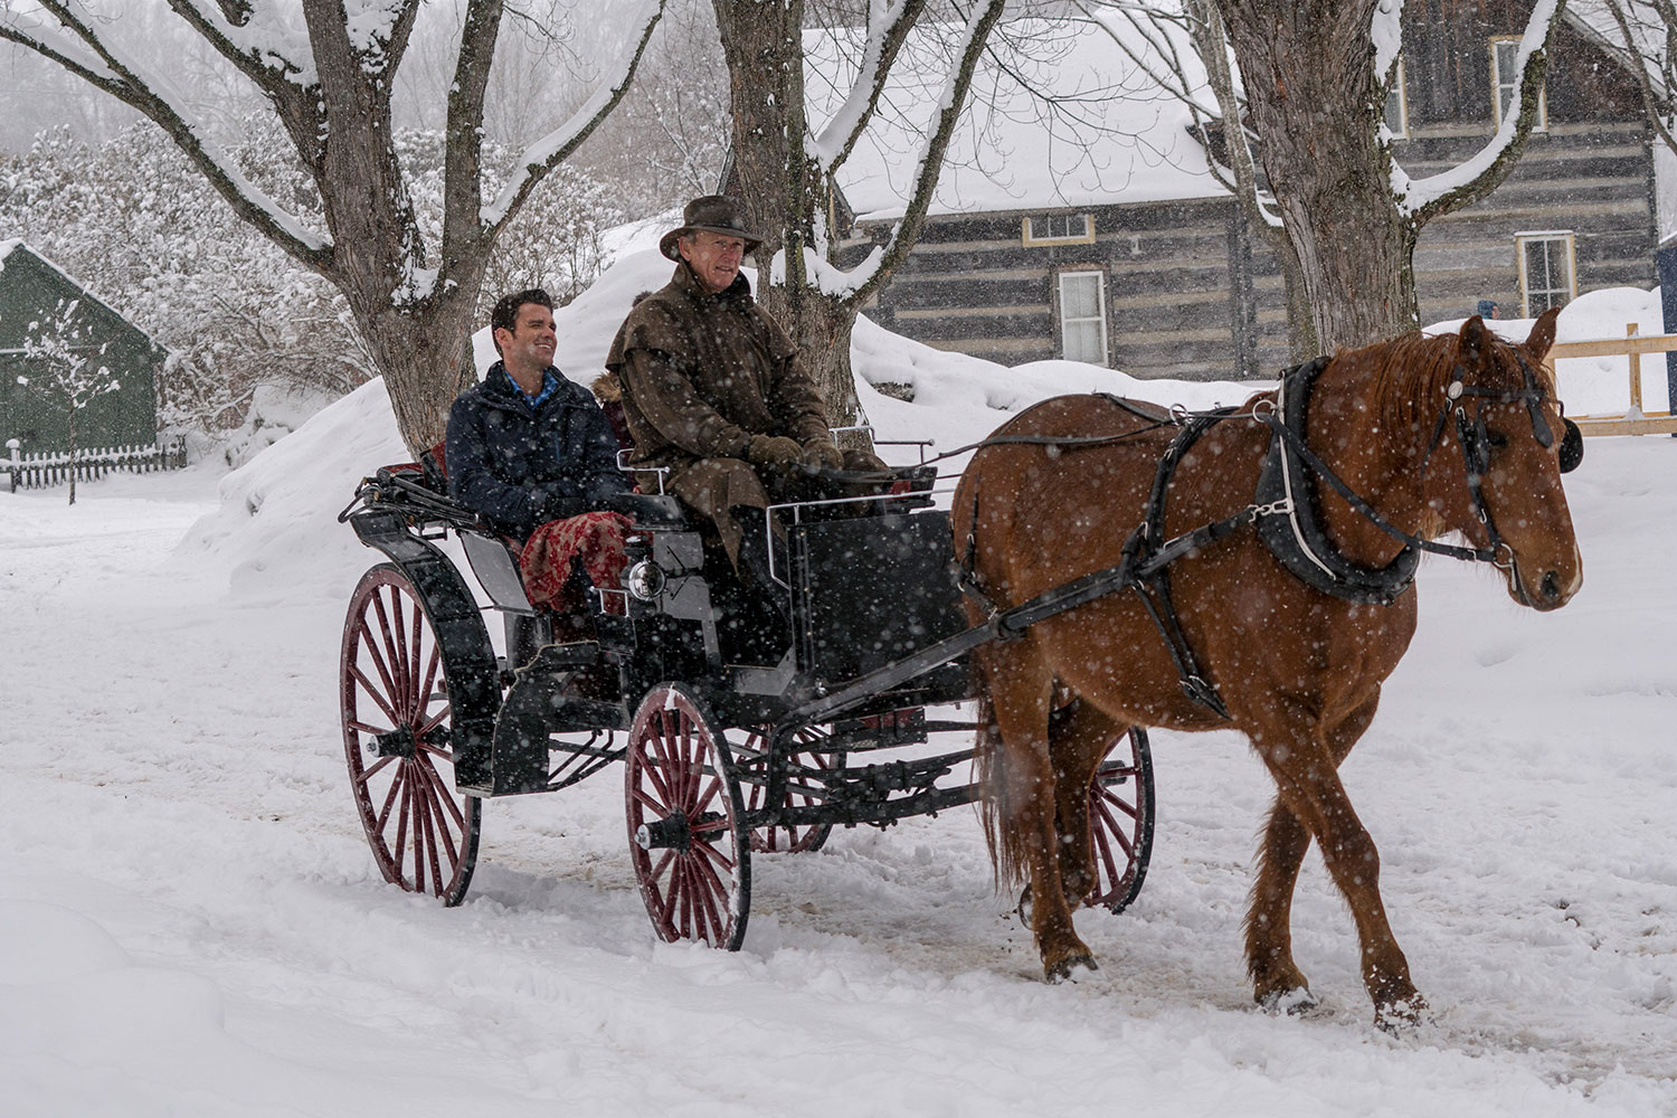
[659,195,764,261]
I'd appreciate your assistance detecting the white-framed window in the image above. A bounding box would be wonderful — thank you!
[1023,213,1095,246]
[1515,231,1576,316]
[1383,57,1408,139]
[1057,270,1108,365]
[1491,37,1547,131]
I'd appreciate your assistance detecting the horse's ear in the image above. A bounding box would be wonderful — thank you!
[1458,314,1488,367]
[1525,306,1561,362]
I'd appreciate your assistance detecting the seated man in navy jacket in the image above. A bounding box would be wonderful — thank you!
[446,287,632,617]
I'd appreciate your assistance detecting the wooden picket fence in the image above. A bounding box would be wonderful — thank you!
[1544,325,1677,437]
[6,439,188,492]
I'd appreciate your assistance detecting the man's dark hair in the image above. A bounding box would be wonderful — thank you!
[491,287,554,337]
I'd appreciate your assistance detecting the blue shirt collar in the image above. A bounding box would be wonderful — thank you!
[503,364,560,409]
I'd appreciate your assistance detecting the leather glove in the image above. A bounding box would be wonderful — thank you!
[530,482,583,525]
[746,434,805,469]
[843,448,890,474]
[803,438,846,472]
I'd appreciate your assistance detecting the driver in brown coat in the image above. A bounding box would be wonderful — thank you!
[605,195,885,603]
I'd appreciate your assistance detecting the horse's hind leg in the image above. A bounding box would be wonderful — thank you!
[1245,696,1380,1011]
[1246,800,1315,1011]
[1048,694,1126,905]
[982,647,1096,982]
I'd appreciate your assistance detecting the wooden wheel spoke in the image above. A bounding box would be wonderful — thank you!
[674,861,694,940]
[356,753,397,785]
[417,641,443,714]
[639,750,676,806]
[415,754,466,832]
[353,619,401,709]
[1092,798,1137,858]
[369,592,407,711]
[693,837,736,876]
[393,772,413,878]
[1090,822,1122,881]
[416,781,446,895]
[1097,789,1140,821]
[414,697,451,739]
[407,601,426,703]
[650,848,676,890]
[631,785,671,816]
[374,763,405,831]
[693,868,725,943]
[408,776,430,893]
[692,773,723,816]
[413,734,454,763]
[349,664,401,726]
[390,593,415,713]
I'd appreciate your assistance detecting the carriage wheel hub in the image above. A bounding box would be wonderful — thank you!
[635,812,692,853]
[374,725,416,758]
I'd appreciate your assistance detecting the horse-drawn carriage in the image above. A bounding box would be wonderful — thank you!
[337,311,1582,1023]
[335,452,1155,950]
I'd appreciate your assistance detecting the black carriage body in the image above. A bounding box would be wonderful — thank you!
[790,510,970,691]
[338,460,1156,941]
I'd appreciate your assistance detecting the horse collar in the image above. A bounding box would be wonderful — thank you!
[1253,358,1422,606]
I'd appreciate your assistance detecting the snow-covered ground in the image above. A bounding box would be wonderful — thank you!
[3,271,1675,1115]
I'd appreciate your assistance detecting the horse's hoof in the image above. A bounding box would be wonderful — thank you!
[1257,986,1318,1016]
[1373,993,1430,1034]
[1044,952,1098,984]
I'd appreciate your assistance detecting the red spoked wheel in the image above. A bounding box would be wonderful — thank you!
[625,684,751,950]
[340,564,482,906]
[1086,727,1155,914]
[736,725,841,854]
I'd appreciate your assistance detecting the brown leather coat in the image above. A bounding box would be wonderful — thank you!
[606,263,830,467]
[605,263,834,563]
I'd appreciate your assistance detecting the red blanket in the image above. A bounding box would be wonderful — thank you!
[518,511,632,615]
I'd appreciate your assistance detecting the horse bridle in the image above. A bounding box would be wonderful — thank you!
[1423,351,1583,569]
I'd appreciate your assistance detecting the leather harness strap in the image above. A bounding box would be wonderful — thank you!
[957,355,1557,720]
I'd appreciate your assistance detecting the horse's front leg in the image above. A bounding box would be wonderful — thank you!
[1246,693,1381,1013]
[1250,700,1424,1027]
[988,660,1095,981]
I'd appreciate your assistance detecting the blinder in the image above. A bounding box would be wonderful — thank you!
[1558,416,1584,474]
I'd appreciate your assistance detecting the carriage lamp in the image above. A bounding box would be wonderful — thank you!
[626,559,666,601]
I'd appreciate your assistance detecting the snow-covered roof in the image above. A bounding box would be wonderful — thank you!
[809,16,1225,222]
[0,239,165,352]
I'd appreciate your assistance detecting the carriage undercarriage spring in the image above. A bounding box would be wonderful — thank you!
[336,459,1156,949]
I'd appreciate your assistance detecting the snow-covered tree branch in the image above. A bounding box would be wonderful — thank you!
[0,0,666,456]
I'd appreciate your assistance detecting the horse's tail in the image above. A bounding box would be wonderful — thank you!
[971,654,1028,891]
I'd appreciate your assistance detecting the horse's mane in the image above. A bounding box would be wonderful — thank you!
[1349,327,1553,439]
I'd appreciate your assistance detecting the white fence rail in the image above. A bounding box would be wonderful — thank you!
[5,439,188,492]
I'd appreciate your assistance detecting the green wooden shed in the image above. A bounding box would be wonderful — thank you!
[0,240,165,455]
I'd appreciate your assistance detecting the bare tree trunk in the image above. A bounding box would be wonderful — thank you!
[67,405,77,506]
[1216,0,1417,351]
[713,0,1001,434]
[713,0,864,427]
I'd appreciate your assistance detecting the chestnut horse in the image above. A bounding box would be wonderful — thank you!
[954,312,1580,1027]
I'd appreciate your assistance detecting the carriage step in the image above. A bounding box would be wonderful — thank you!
[548,698,628,732]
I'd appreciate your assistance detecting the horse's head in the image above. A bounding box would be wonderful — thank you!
[1425,308,1582,611]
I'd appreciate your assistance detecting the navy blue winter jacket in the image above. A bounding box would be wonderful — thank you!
[445,362,631,541]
